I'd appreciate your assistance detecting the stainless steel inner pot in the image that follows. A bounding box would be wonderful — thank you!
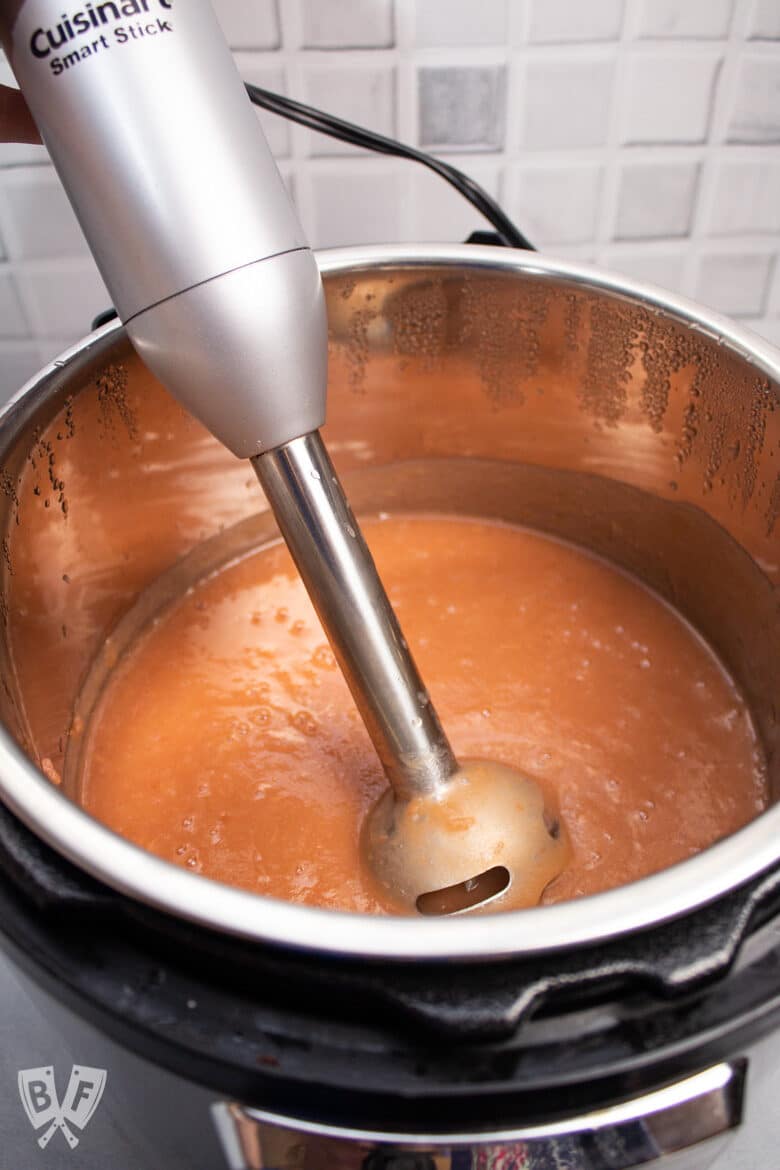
[0,244,778,961]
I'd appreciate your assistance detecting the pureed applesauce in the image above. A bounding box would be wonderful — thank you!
[77,514,767,914]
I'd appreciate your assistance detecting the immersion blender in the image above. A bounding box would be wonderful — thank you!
[1,0,568,913]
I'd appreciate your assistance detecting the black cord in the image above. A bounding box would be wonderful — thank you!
[245,83,535,252]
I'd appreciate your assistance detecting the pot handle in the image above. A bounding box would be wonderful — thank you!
[368,863,780,1038]
[0,799,115,913]
[211,1059,746,1169]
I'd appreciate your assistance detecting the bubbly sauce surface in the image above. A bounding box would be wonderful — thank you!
[80,515,767,913]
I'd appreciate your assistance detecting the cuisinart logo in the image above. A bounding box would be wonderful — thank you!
[29,0,174,75]
[18,1065,107,1149]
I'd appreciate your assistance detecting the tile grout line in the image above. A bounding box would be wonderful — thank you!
[680,0,752,298]
[593,0,635,257]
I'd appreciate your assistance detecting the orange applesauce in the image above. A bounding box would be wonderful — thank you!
[79,514,767,914]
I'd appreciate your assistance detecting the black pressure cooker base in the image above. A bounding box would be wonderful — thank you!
[2,802,780,1134]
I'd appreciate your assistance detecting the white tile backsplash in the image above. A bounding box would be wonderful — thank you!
[621,52,721,144]
[15,260,109,338]
[600,248,686,292]
[309,166,403,248]
[0,167,88,260]
[635,0,733,39]
[708,158,780,234]
[768,258,780,314]
[301,0,395,49]
[303,64,396,156]
[615,161,700,239]
[0,270,28,337]
[747,0,780,40]
[0,141,47,169]
[694,249,773,315]
[727,55,780,142]
[527,0,623,44]
[743,316,780,346]
[418,66,507,151]
[506,162,604,244]
[407,160,502,242]
[522,54,615,149]
[0,0,779,391]
[211,0,280,49]
[0,342,41,403]
[416,0,508,46]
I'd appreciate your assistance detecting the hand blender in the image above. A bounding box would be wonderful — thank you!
[1,0,568,914]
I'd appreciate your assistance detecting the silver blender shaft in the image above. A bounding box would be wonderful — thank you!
[254,433,458,802]
[3,0,460,807]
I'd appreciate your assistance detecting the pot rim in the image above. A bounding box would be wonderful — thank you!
[0,243,778,962]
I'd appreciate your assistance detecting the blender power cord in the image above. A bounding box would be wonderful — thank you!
[244,83,535,252]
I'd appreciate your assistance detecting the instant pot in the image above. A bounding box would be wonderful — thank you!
[0,246,779,1169]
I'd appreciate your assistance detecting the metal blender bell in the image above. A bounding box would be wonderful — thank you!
[0,0,568,913]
